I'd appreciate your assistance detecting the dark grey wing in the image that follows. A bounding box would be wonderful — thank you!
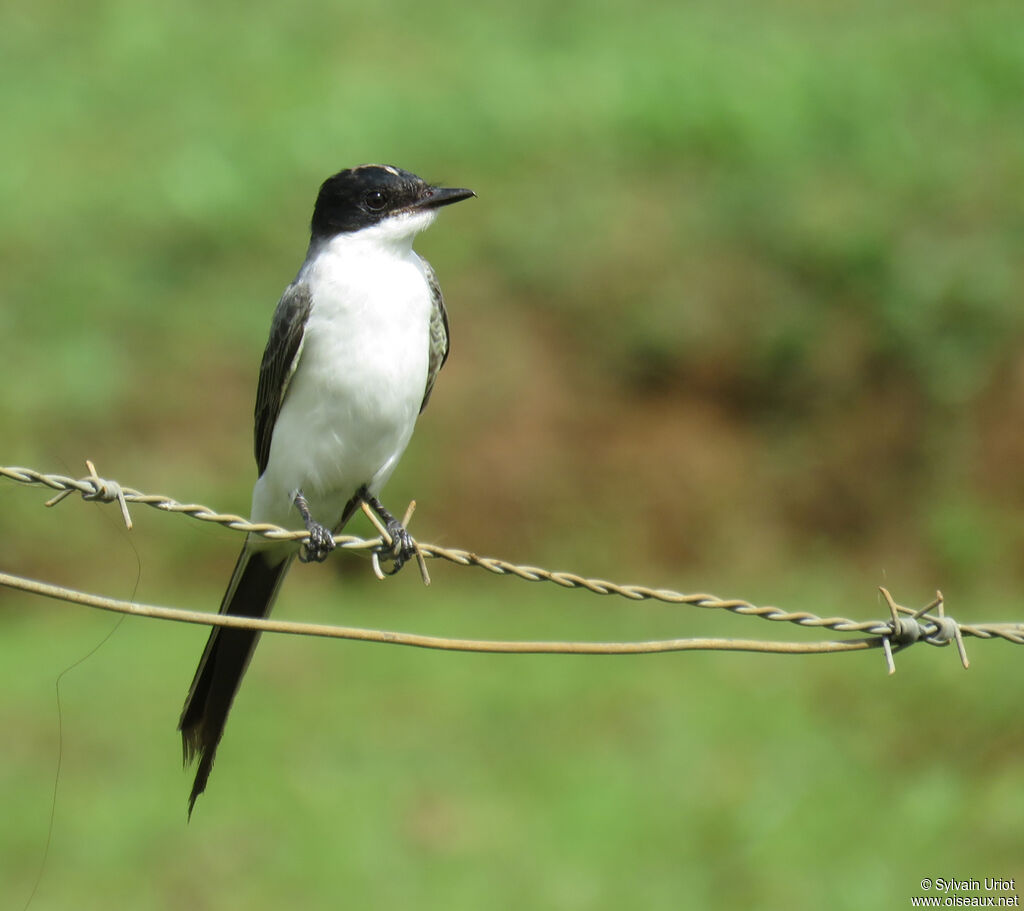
[253,281,313,476]
[420,260,450,413]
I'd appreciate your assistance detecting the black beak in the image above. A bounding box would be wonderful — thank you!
[414,185,476,211]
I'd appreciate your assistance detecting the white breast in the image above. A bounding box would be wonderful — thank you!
[251,222,435,530]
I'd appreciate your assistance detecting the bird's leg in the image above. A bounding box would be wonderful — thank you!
[293,489,336,563]
[358,487,417,574]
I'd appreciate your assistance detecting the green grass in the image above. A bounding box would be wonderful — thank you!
[2,0,1024,907]
[4,571,1024,911]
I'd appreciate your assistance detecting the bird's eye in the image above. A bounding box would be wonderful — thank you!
[364,189,388,211]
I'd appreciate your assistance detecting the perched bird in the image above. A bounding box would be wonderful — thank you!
[178,164,474,814]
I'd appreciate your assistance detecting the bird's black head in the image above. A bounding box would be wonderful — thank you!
[310,164,474,240]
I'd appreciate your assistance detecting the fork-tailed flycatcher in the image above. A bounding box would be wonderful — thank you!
[178,164,474,815]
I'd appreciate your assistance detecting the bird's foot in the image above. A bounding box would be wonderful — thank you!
[294,490,337,563]
[300,521,336,563]
[380,517,417,575]
[359,489,418,576]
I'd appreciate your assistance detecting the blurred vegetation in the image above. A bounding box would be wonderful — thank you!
[2,0,1023,909]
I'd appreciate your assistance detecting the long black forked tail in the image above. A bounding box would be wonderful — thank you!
[178,540,294,817]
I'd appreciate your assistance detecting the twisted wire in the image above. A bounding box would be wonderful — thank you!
[3,464,1022,653]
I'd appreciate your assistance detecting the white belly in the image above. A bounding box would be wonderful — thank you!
[250,238,433,530]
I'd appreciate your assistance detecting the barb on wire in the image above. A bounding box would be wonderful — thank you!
[43,459,133,529]
[878,586,970,674]
[3,463,1023,665]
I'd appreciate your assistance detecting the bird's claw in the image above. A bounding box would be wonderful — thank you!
[300,522,336,563]
[375,519,417,575]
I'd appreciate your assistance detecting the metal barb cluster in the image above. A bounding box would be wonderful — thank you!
[878,587,970,674]
[2,462,1023,660]
[43,459,133,529]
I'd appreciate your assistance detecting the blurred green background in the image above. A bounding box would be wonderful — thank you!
[2,0,1023,908]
